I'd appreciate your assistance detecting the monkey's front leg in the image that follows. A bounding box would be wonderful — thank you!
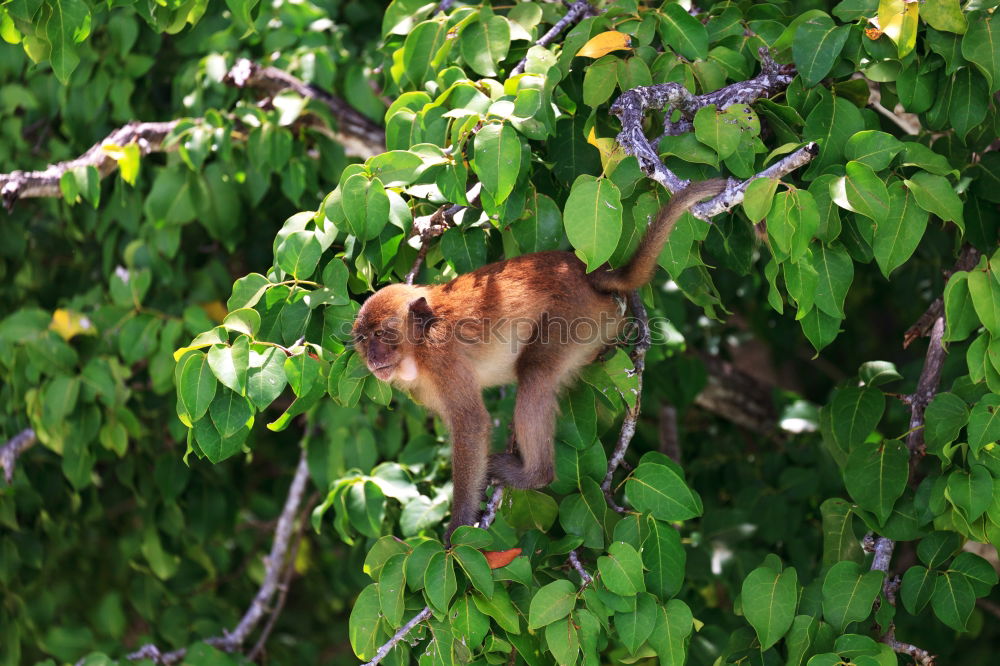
[442,394,492,545]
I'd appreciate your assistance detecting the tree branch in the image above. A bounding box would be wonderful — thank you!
[611,48,811,214]
[0,428,37,484]
[510,0,599,76]
[0,121,180,210]
[601,290,650,513]
[125,446,312,664]
[223,58,385,159]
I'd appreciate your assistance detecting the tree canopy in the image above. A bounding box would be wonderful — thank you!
[1,1,999,665]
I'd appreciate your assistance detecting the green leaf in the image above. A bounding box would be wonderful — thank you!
[694,104,757,160]
[223,308,261,337]
[821,561,884,632]
[950,552,998,597]
[178,352,217,422]
[349,584,381,660]
[792,14,850,87]
[276,230,323,279]
[967,268,1000,336]
[924,392,970,452]
[228,273,271,310]
[901,565,936,614]
[742,565,799,651]
[905,171,964,229]
[193,415,247,464]
[474,585,521,634]
[844,161,889,223]
[945,464,993,522]
[967,394,1000,454]
[658,3,708,60]
[831,386,885,452]
[615,592,657,655]
[597,541,645,596]
[378,553,407,627]
[743,177,779,223]
[207,337,250,395]
[461,14,510,77]
[844,440,908,525]
[810,242,853,318]
[873,181,928,278]
[642,516,685,598]
[545,616,580,666]
[950,66,989,140]
[209,388,252,439]
[441,228,488,274]
[528,579,577,629]
[451,594,489,649]
[647,599,693,666]
[943,272,982,341]
[424,551,457,614]
[803,96,865,177]
[247,346,288,410]
[625,462,702,521]
[844,130,904,171]
[474,123,521,204]
[46,0,90,83]
[931,571,975,631]
[918,531,962,568]
[962,13,1000,92]
[563,175,623,272]
[338,176,382,242]
[453,545,493,598]
[403,19,449,85]
[820,498,861,567]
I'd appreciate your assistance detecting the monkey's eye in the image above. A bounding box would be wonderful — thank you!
[352,333,367,345]
[373,330,383,338]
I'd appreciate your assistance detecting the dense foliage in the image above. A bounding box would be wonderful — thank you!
[2,0,1000,665]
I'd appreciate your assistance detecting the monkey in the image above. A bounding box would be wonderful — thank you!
[351,179,726,542]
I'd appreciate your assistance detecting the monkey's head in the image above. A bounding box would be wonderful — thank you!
[352,284,437,383]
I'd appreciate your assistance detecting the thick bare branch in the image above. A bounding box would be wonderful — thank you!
[611,48,807,207]
[126,447,311,664]
[223,58,385,158]
[1,428,37,484]
[0,121,180,210]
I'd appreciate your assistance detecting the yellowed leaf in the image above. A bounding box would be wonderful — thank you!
[576,30,632,59]
[587,127,626,172]
[103,142,141,185]
[878,0,919,57]
[50,309,96,340]
[200,300,228,323]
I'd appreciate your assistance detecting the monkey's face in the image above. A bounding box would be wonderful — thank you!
[353,285,424,383]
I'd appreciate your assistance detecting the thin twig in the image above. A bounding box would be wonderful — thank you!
[510,0,599,76]
[881,629,936,666]
[904,317,945,465]
[126,447,312,664]
[247,491,321,661]
[601,290,650,513]
[223,58,385,159]
[0,428,36,484]
[568,550,594,588]
[361,607,433,666]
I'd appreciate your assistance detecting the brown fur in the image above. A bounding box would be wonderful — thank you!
[352,180,724,541]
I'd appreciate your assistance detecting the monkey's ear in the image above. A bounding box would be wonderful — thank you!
[407,297,436,340]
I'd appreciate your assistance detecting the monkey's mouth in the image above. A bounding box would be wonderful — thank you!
[370,362,397,381]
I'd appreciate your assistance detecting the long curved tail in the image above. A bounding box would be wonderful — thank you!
[587,179,726,292]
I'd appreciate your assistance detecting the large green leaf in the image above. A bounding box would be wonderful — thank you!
[625,462,703,521]
[563,175,623,272]
[741,565,799,650]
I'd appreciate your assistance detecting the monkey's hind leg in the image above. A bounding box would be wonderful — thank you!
[489,348,562,489]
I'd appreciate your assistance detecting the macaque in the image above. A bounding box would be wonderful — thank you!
[352,179,725,541]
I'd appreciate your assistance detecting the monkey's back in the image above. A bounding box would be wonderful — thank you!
[427,251,620,387]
